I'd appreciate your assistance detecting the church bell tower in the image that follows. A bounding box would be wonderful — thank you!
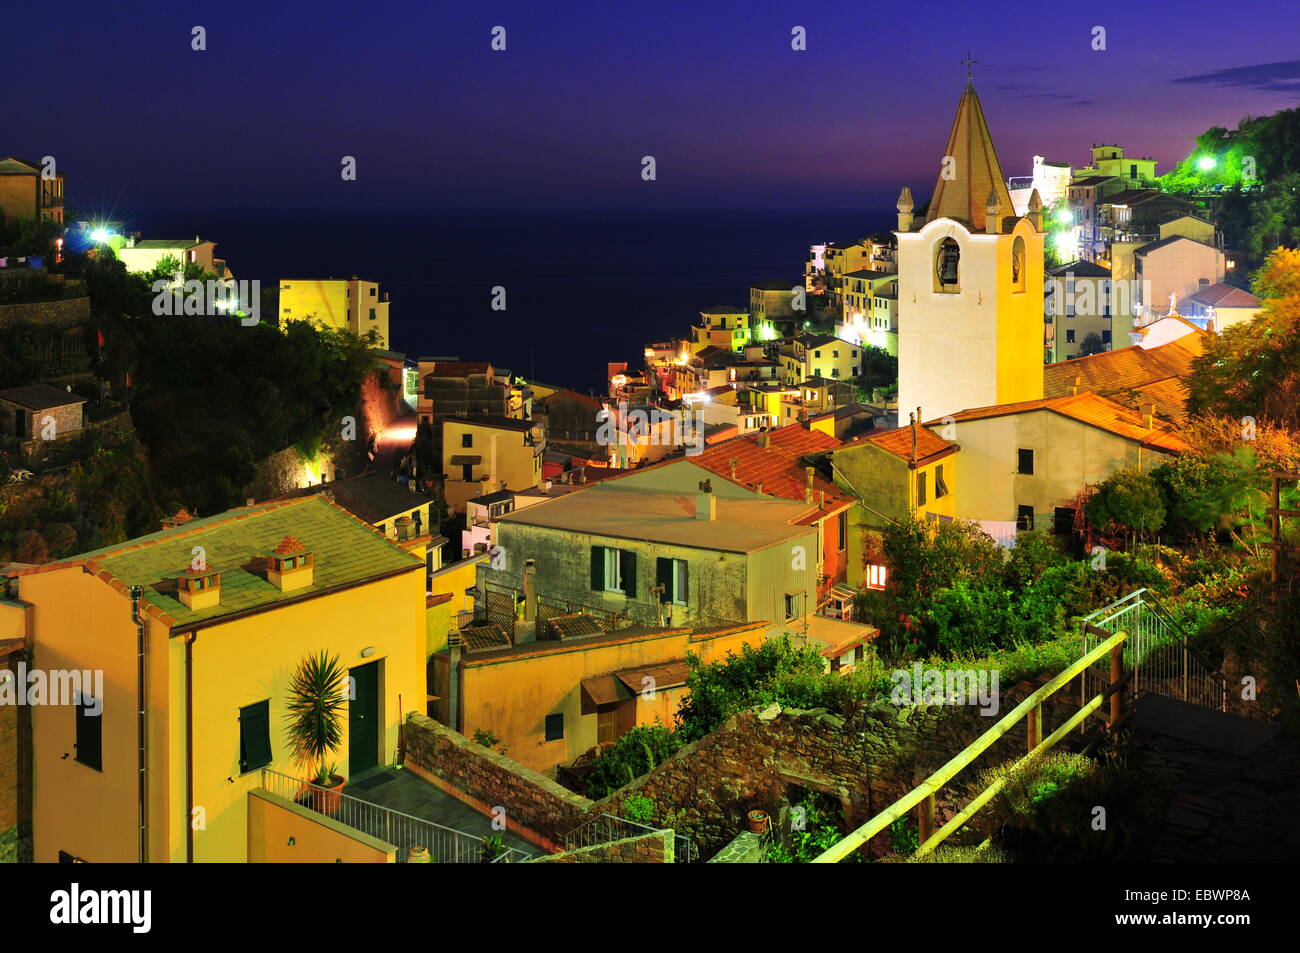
[894,78,1045,423]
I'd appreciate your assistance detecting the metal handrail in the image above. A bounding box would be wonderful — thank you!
[260,767,532,863]
[1080,588,1226,712]
[563,812,696,863]
[813,631,1131,863]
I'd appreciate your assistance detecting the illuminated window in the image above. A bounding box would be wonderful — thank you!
[865,564,888,590]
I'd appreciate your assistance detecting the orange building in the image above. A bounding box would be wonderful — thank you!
[433,619,768,774]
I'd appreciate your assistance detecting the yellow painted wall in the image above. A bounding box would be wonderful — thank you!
[426,555,487,656]
[26,561,426,863]
[441,420,542,514]
[247,790,396,862]
[26,567,174,863]
[458,625,766,773]
[995,220,1047,406]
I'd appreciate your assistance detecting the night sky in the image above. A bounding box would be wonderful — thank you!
[8,0,1300,215]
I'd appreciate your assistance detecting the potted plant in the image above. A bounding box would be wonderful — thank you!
[748,809,771,835]
[408,846,432,863]
[285,650,348,815]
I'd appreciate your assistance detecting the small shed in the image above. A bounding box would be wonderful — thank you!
[0,383,86,440]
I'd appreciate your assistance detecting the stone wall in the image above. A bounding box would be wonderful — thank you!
[608,691,1041,858]
[708,830,765,863]
[403,713,592,851]
[405,683,1048,861]
[532,829,672,863]
[0,296,90,329]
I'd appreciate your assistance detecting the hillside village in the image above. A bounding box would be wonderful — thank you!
[1,79,1298,865]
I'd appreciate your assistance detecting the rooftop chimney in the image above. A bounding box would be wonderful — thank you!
[728,457,739,480]
[516,559,538,644]
[1140,402,1156,429]
[268,536,314,591]
[757,429,771,449]
[696,479,716,521]
[394,515,414,541]
[804,466,815,504]
[177,566,221,610]
[910,409,920,463]
[1072,375,1081,397]
[162,508,193,531]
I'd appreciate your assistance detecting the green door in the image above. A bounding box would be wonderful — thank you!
[349,661,381,776]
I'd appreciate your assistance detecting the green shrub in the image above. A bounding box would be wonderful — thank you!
[583,722,683,799]
[622,794,656,826]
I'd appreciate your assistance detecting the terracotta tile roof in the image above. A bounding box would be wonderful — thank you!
[543,389,603,410]
[688,424,851,511]
[460,623,512,654]
[1044,337,1203,421]
[930,392,1188,453]
[1186,282,1261,309]
[844,424,959,464]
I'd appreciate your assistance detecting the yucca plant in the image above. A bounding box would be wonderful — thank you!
[285,650,348,786]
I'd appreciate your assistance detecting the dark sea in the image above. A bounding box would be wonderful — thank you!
[139,207,893,393]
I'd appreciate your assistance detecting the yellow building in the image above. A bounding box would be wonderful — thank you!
[693,306,765,353]
[1075,144,1158,188]
[0,156,64,225]
[441,415,545,515]
[441,620,768,774]
[837,271,899,356]
[279,277,390,348]
[7,496,427,863]
[830,421,959,589]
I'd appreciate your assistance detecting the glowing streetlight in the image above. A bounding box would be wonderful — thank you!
[1196,156,1216,171]
[90,228,111,243]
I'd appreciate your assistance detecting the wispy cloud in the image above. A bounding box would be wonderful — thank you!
[1172,60,1300,94]
[992,83,1094,107]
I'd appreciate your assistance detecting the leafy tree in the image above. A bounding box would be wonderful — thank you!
[853,345,897,401]
[582,722,682,799]
[1003,530,1068,591]
[1085,468,1166,543]
[1077,332,1105,357]
[1151,447,1267,542]
[675,635,827,742]
[1187,248,1300,429]
[860,517,1003,656]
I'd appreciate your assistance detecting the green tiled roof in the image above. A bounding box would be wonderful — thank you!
[79,497,422,628]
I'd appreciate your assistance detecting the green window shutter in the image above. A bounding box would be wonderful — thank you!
[620,549,638,598]
[74,694,102,771]
[677,559,689,604]
[656,557,672,600]
[239,700,272,773]
[590,546,605,590]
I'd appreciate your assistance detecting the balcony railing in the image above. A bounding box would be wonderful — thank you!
[260,767,533,863]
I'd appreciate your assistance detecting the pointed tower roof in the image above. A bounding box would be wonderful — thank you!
[924,83,1013,232]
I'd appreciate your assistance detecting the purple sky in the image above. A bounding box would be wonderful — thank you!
[8,0,1300,213]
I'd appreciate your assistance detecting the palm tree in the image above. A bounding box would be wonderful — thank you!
[284,650,348,786]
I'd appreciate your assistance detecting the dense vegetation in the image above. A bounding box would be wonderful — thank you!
[1160,106,1300,267]
[0,247,382,561]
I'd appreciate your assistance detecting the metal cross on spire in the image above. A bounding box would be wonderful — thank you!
[962,52,978,80]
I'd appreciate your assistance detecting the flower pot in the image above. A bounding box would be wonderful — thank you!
[309,774,346,816]
[408,846,431,863]
[748,810,770,835]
